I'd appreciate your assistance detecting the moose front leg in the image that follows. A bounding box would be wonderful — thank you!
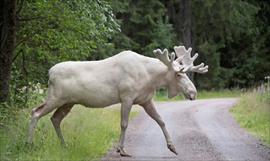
[117,100,132,157]
[141,100,178,155]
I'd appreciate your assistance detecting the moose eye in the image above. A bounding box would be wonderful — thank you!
[176,73,183,77]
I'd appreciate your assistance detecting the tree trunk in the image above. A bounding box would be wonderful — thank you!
[165,0,194,80]
[179,0,194,80]
[181,0,192,47]
[0,0,16,102]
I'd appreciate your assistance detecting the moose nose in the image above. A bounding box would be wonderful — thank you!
[189,92,197,101]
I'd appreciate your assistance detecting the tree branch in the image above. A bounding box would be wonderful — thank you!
[14,37,28,49]
[16,0,25,15]
[12,49,22,63]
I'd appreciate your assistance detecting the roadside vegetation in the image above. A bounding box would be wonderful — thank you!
[154,89,241,101]
[230,92,270,146]
[0,93,137,161]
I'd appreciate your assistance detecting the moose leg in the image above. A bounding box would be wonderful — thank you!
[27,103,57,144]
[117,101,132,157]
[141,100,178,155]
[50,104,73,146]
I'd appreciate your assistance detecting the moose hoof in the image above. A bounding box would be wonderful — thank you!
[116,147,131,157]
[168,144,178,155]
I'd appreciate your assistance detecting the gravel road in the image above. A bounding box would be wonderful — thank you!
[102,98,270,161]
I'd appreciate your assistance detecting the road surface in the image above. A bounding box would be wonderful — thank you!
[102,98,270,161]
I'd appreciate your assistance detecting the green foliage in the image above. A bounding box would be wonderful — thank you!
[18,0,118,61]
[195,41,222,89]
[106,0,269,89]
[0,104,137,160]
[154,89,184,102]
[143,18,176,54]
[192,0,264,88]
[230,92,270,146]
[5,0,270,105]
[10,0,119,104]
[106,0,176,56]
[198,89,242,99]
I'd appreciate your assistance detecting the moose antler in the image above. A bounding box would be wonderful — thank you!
[173,46,208,73]
[153,48,176,70]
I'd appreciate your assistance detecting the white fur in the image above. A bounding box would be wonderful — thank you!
[47,50,195,107]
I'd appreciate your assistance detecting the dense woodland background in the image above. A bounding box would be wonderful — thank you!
[0,0,269,105]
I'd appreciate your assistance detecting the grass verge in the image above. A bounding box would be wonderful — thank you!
[198,89,242,99]
[154,89,241,101]
[0,105,137,161]
[230,92,270,146]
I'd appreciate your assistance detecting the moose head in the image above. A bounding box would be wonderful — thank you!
[153,46,208,100]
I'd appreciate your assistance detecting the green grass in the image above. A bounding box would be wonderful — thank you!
[154,90,184,101]
[154,89,241,101]
[230,92,270,146]
[0,105,137,161]
[198,89,242,99]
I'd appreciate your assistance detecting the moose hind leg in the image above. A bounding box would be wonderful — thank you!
[50,103,73,145]
[27,103,56,144]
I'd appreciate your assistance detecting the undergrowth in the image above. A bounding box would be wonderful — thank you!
[0,104,136,161]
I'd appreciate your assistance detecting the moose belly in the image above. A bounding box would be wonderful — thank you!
[73,91,120,108]
[62,83,120,108]
[79,97,119,108]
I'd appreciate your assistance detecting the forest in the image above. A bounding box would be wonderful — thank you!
[1,0,269,105]
[1,1,270,160]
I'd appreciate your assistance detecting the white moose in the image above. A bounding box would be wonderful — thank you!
[27,46,208,157]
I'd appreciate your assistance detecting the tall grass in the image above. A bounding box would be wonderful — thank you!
[230,92,270,146]
[0,105,136,161]
[198,89,242,99]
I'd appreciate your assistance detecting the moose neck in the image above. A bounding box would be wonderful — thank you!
[148,60,174,90]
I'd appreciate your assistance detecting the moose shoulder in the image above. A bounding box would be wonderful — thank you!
[27,46,208,157]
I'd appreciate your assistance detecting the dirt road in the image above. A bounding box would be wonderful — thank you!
[102,98,270,161]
